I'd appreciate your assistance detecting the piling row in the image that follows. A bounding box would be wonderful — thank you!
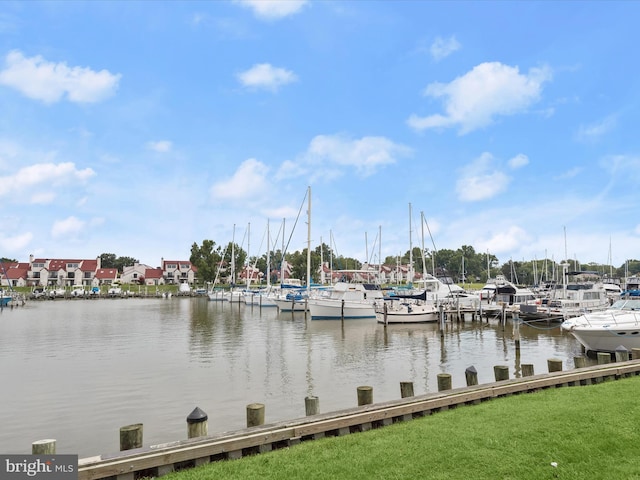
[61,350,640,480]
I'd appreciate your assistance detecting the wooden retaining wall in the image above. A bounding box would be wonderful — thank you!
[76,359,640,480]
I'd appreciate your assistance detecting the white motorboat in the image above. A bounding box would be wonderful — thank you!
[560,297,640,352]
[307,282,383,320]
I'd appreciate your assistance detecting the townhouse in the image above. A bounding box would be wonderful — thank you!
[0,255,197,289]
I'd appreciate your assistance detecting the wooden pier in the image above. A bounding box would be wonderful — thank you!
[74,358,640,480]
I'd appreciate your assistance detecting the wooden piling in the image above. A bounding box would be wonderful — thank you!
[246,403,265,427]
[437,373,452,391]
[631,348,640,360]
[574,356,587,369]
[465,366,478,386]
[357,386,373,406]
[119,423,143,451]
[305,396,319,416]
[400,381,414,398]
[547,358,563,373]
[32,439,56,454]
[521,364,535,377]
[597,352,611,365]
[186,407,208,439]
[615,346,630,362]
[493,365,509,381]
[512,313,521,351]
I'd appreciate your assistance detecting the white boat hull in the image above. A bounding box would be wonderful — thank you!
[376,303,439,324]
[561,305,640,352]
[273,297,307,312]
[308,298,376,320]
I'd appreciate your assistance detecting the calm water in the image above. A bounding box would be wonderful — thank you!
[0,297,588,458]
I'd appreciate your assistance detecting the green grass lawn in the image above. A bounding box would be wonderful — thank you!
[163,376,640,480]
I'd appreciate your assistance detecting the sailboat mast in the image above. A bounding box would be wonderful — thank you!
[408,203,413,284]
[231,224,236,287]
[306,186,311,293]
[266,219,270,288]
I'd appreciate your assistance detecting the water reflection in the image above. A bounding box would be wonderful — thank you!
[0,299,590,458]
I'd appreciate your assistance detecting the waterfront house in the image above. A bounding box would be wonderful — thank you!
[161,259,195,285]
[0,262,29,288]
[121,263,154,284]
[143,268,164,286]
[94,268,118,286]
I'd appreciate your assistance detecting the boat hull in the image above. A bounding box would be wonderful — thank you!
[308,299,376,320]
[561,307,640,352]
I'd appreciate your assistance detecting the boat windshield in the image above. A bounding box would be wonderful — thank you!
[610,299,640,311]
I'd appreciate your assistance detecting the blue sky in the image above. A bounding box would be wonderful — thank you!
[1,1,639,269]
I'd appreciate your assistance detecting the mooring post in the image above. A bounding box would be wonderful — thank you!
[439,304,445,337]
[437,373,452,391]
[574,355,587,369]
[501,303,506,330]
[597,352,611,365]
[357,386,373,406]
[615,345,630,362]
[119,423,143,451]
[32,439,56,454]
[547,358,563,373]
[521,364,535,377]
[246,403,265,427]
[341,299,345,322]
[493,365,509,381]
[512,313,521,351]
[400,381,414,398]
[305,396,319,416]
[186,407,208,438]
[465,366,478,386]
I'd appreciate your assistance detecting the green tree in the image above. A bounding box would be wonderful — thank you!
[99,253,139,273]
[190,240,221,284]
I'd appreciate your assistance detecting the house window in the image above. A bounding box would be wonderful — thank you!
[67,263,79,269]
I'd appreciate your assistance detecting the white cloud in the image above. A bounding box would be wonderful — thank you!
[553,167,582,180]
[478,226,531,255]
[407,62,552,134]
[456,152,510,202]
[0,232,33,252]
[508,153,529,169]
[577,115,617,141]
[430,35,461,61]
[147,140,172,153]
[237,63,298,92]
[0,50,121,104]
[51,216,85,239]
[210,158,270,201]
[0,162,96,203]
[302,134,412,178]
[234,0,307,19]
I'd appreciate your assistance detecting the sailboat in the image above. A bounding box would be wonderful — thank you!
[376,205,440,324]
[243,220,278,307]
[273,186,314,312]
[224,224,244,303]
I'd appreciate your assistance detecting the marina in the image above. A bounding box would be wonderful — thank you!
[1,296,594,458]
